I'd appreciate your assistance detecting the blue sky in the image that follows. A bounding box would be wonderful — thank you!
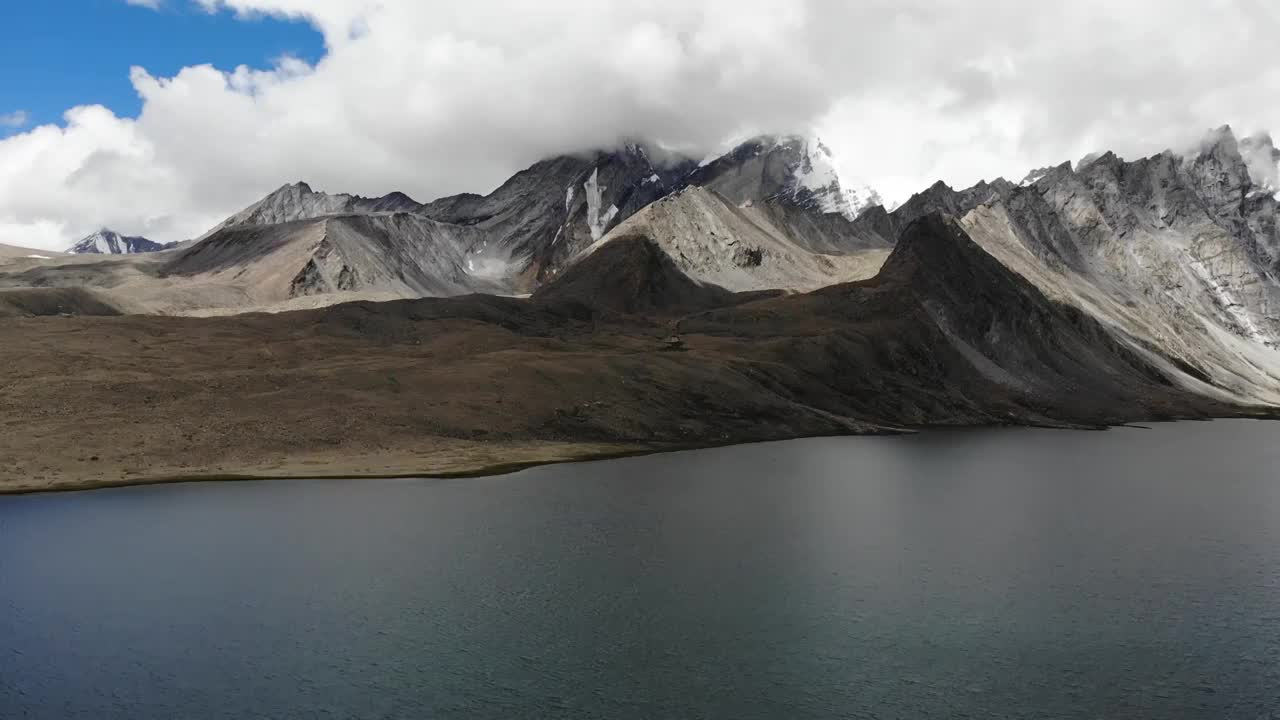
[0,0,322,133]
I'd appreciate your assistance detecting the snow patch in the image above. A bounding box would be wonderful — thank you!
[584,168,620,241]
[1188,254,1270,345]
[25,254,50,259]
[1019,167,1053,187]
[565,185,575,214]
[788,138,878,220]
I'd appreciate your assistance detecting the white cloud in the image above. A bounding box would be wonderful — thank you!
[3,0,1280,250]
[124,0,163,8]
[0,111,30,128]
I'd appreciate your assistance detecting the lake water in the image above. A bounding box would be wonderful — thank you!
[3,421,1280,719]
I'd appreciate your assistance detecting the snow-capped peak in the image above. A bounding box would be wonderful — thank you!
[67,229,164,255]
[785,136,882,220]
[687,134,883,220]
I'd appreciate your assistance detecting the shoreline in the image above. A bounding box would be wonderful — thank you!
[7,412,1276,497]
[0,444,663,497]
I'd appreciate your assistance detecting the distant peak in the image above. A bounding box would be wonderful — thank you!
[275,181,315,195]
[1019,167,1056,187]
[1076,151,1103,170]
[1195,125,1241,156]
[67,228,160,255]
[786,136,882,219]
[1079,150,1123,172]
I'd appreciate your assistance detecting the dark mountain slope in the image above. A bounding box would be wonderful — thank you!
[683,213,1237,428]
[533,235,736,317]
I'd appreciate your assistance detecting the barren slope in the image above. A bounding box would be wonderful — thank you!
[579,187,890,292]
[0,243,64,263]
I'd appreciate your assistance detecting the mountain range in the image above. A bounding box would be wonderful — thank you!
[2,125,1279,491]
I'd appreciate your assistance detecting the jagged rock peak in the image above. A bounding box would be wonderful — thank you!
[211,181,425,233]
[1071,126,1277,198]
[67,229,164,255]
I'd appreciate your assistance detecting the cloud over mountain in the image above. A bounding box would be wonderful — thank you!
[2,0,1279,250]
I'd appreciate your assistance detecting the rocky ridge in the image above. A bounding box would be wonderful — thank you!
[960,126,1280,406]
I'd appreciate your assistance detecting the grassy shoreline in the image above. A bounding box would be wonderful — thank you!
[7,412,1277,497]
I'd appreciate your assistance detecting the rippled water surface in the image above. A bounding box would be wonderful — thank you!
[3,421,1280,719]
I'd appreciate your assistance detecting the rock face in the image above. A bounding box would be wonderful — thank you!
[868,178,1016,240]
[419,144,699,288]
[959,125,1280,406]
[67,230,165,255]
[164,213,503,306]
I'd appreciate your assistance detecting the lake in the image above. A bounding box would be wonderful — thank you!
[3,421,1280,719]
